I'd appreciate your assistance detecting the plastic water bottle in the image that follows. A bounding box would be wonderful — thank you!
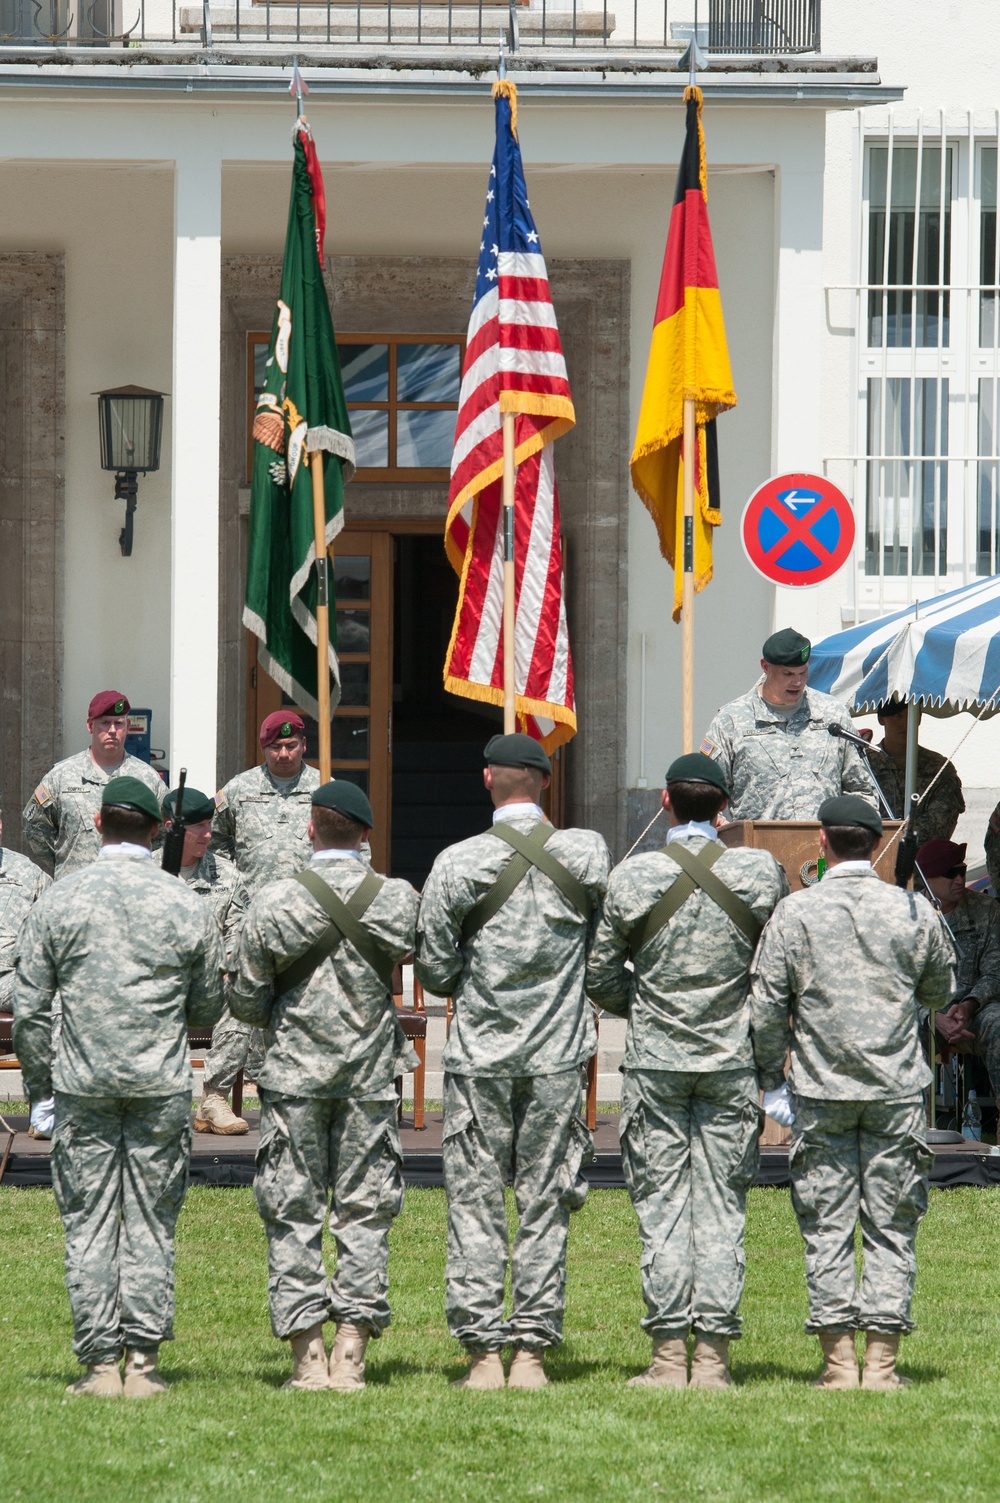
[963,1090,983,1142]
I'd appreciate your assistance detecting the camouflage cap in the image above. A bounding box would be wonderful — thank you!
[89,689,130,720]
[484,732,551,775]
[102,775,161,822]
[666,752,731,797]
[762,629,811,667]
[818,794,882,837]
[312,779,374,828]
[163,785,215,825]
[260,710,305,749]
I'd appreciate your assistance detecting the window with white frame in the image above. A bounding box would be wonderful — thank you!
[849,124,1000,598]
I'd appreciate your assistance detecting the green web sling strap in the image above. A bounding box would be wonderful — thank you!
[273,868,397,996]
[460,822,594,945]
[628,841,762,958]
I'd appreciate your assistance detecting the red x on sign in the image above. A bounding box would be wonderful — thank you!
[741,473,856,587]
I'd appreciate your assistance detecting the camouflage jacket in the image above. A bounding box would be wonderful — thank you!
[749,865,957,1100]
[0,847,51,1009]
[702,686,875,821]
[586,832,789,1072]
[211,762,321,895]
[159,847,249,959]
[938,890,1000,1011]
[22,750,166,879]
[12,849,225,1101]
[415,811,611,1077]
[982,801,1000,898]
[866,742,964,843]
[227,852,419,1099]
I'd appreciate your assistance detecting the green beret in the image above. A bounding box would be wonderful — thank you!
[818,794,882,837]
[484,732,551,775]
[102,776,161,823]
[163,786,215,825]
[762,628,811,667]
[312,779,374,828]
[666,752,731,797]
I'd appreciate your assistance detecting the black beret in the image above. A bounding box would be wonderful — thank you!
[102,776,161,822]
[312,779,374,828]
[163,786,215,825]
[666,752,731,798]
[484,732,551,775]
[877,699,908,719]
[762,628,811,667]
[818,794,882,837]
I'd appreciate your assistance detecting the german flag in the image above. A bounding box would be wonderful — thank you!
[630,86,736,623]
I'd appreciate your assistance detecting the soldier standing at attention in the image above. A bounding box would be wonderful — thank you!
[160,785,259,1136]
[865,699,964,843]
[415,733,611,1391]
[12,778,225,1399]
[211,712,320,893]
[0,787,50,1009]
[586,754,788,1389]
[750,796,956,1390]
[22,690,166,878]
[227,782,418,1392]
[701,630,874,820]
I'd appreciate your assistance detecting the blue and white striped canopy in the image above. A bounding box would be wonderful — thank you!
[808,576,1000,717]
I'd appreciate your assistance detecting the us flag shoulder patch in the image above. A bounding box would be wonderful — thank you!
[33,783,53,807]
[699,737,718,758]
[214,791,227,810]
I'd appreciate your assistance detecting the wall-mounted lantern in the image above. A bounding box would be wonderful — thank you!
[94,385,165,557]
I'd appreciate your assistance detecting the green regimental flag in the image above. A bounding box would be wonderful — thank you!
[243,117,355,721]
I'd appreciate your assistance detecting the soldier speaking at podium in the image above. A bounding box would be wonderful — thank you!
[701,630,875,821]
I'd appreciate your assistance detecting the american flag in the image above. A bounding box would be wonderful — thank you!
[444,80,578,752]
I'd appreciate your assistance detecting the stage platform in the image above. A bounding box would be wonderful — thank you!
[4,1112,1000,1190]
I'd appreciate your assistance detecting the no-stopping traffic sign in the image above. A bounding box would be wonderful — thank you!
[741,473,856,588]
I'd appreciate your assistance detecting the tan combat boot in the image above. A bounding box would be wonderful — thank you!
[328,1322,370,1392]
[627,1338,688,1388]
[284,1324,330,1390]
[861,1332,911,1390]
[451,1352,506,1390]
[508,1347,548,1389]
[124,1348,169,1398]
[689,1336,732,1389]
[193,1091,249,1136]
[66,1362,122,1398]
[813,1331,860,1389]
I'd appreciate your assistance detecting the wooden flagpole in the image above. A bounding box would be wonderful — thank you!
[502,411,517,733]
[681,397,696,753]
[310,449,332,782]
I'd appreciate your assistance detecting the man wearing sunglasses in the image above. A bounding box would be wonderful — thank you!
[918,839,1000,1097]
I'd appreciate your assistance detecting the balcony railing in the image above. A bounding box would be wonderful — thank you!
[0,0,820,54]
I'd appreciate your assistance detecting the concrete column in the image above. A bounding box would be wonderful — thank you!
[169,146,222,792]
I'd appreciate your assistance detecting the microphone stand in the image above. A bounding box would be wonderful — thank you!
[827,723,941,903]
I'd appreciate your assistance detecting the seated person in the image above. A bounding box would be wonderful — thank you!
[918,839,1000,1096]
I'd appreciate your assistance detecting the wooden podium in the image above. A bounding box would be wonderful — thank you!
[718,819,903,1143]
[718,819,903,893]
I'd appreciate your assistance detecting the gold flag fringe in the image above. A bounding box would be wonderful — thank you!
[684,84,708,203]
[492,77,518,140]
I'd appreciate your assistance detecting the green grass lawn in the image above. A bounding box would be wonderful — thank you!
[2,1184,998,1502]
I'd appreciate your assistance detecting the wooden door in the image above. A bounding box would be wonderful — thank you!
[246,530,394,873]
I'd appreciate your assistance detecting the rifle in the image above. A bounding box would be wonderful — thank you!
[161,767,187,877]
[894,791,920,890]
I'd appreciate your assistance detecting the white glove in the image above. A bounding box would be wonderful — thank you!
[762,1083,795,1127]
[29,1096,56,1136]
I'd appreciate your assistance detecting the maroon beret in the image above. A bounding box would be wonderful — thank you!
[260,710,305,748]
[88,690,130,720]
[917,838,967,879]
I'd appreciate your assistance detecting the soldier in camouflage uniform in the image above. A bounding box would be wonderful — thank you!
[228,781,417,1392]
[982,802,1000,898]
[211,711,321,893]
[0,791,54,1136]
[586,753,788,1389]
[12,777,224,1399]
[415,733,611,1391]
[22,690,165,879]
[865,700,964,843]
[750,795,956,1391]
[159,785,260,1136]
[915,839,1000,1097]
[701,629,874,820]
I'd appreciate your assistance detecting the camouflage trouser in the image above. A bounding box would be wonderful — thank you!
[51,1091,191,1366]
[619,1066,760,1340]
[442,1069,593,1353]
[971,1004,1000,1097]
[790,1094,930,1334]
[201,1007,266,1094]
[254,1090,404,1340]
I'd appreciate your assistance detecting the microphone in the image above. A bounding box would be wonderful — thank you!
[827,722,873,750]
